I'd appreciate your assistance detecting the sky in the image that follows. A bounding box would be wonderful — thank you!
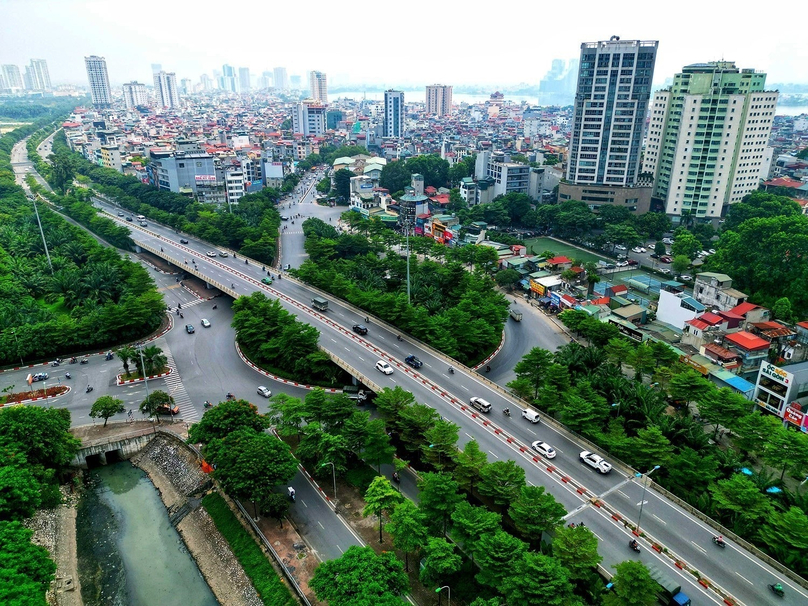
[2,0,806,89]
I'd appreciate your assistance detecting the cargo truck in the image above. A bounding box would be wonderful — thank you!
[646,564,691,606]
[311,297,329,312]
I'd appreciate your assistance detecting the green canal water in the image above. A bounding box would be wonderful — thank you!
[76,462,218,606]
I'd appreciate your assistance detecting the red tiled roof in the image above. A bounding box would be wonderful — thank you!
[704,342,740,361]
[610,284,629,294]
[764,177,803,189]
[730,302,761,316]
[724,331,770,351]
[798,321,808,330]
[590,297,610,305]
[547,256,572,264]
[699,312,724,325]
[686,318,710,331]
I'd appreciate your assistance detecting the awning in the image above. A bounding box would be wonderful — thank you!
[539,297,552,304]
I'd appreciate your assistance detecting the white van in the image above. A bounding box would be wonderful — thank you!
[469,397,492,413]
[521,408,541,424]
[136,214,145,221]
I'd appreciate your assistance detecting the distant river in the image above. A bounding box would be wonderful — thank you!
[76,463,218,606]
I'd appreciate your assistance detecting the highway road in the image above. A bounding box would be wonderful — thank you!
[84,200,804,605]
[10,135,803,603]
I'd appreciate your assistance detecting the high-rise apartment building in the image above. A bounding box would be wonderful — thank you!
[384,90,404,138]
[309,71,328,103]
[238,67,251,92]
[200,73,213,91]
[2,65,23,91]
[426,84,453,116]
[258,71,272,89]
[122,81,148,109]
[180,78,192,95]
[24,59,51,90]
[273,67,289,91]
[292,101,327,136]
[219,64,237,93]
[642,62,779,220]
[84,55,112,109]
[559,36,658,213]
[153,71,180,108]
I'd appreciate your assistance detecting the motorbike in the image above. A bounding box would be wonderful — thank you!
[629,540,640,553]
[768,583,785,598]
[85,385,94,393]
[503,408,511,417]
[51,360,61,367]
[105,352,114,361]
[392,472,401,483]
[226,393,235,401]
[212,305,218,310]
[712,536,726,548]
[486,365,491,373]
[65,372,71,379]
[70,357,78,364]
[204,401,212,409]
[288,487,296,502]
[396,335,403,341]
[80,358,89,365]
[448,367,454,374]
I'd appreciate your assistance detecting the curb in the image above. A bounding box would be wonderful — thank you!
[0,386,71,406]
[116,368,172,386]
[233,341,340,393]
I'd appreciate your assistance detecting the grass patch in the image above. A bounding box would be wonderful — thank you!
[202,491,296,606]
[522,237,608,264]
[39,296,70,317]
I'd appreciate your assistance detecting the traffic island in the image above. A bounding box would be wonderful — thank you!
[0,384,70,406]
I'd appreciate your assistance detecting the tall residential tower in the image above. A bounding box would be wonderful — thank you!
[2,64,24,91]
[642,62,778,220]
[122,81,148,109]
[154,71,180,108]
[25,59,51,90]
[309,71,327,103]
[426,84,453,116]
[384,90,404,138]
[273,67,289,91]
[84,55,112,108]
[559,36,658,213]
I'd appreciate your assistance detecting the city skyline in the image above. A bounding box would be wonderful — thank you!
[2,0,806,89]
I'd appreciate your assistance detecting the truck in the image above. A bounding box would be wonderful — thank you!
[646,564,691,606]
[343,384,368,402]
[509,308,523,321]
[311,296,329,312]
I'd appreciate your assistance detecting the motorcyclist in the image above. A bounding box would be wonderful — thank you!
[714,535,724,545]
[448,366,454,374]
[503,408,511,416]
[630,539,639,549]
[65,372,71,379]
[392,472,400,482]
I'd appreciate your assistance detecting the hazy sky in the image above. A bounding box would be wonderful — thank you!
[2,0,805,88]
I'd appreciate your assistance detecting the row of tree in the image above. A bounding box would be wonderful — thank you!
[295,217,508,365]
[516,321,808,576]
[0,405,81,603]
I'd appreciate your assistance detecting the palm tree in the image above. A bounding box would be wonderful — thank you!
[141,345,167,376]
[116,345,137,377]
[82,262,121,304]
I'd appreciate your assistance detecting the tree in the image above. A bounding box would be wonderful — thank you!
[758,506,808,574]
[205,429,298,516]
[139,389,174,420]
[604,561,659,606]
[630,426,673,470]
[363,419,395,472]
[654,241,668,257]
[450,501,501,563]
[0,520,56,603]
[561,395,608,436]
[722,191,803,231]
[508,485,566,543]
[668,369,713,405]
[422,419,459,471]
[584,262,601,296]
[662,447,719,499]
[398,404,440,454]
[419,537,462,587]
[387,500,428,571]
[697,388,752,440]
[310,545,408,605]
[670,230,701,259]
[552,524,602,581]
[188,399,269,444]
[672,254,691,275]
[496,268,522,289]
[733,412,781,455]
[500,552,574,606]
[379,160,412,193]
[649,341,679,368]
[332,170,355,200]
[475,530,528,588]
[116,344,137,377]
[0,464,42,520]
[772,296,796,323]
[453,439,488,494]
[604,337,633,367]
[763,424,808,480]
[417,472,463,535]
[512,347,554,398]
[265,393,306,441]
[604,223,642,250]
[0,406,80,470]
[89,395,125,427]
[478,460,526,509]
[363,476,403,543]
[710,473,775,534]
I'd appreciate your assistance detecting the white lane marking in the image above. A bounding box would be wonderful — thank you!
[424,362,432,368]
[652,514,667,525]
[336,544,344,554]
[489,451,500,459]
[330,338,337,343]
[460,385,469,391]
[617,490,630,500]
[378,335,385,340]
[689,541,707,554]
[357,356,365,362]
[636,499,648,507]
[734,572,753,585]
[464,433,474,440]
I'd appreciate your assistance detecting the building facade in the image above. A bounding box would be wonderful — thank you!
[642,62,779,220]
[153,71,180,108]
[561,37,657,210]
[238,67,251,92]
[426,84,453,116]
[148,150,225,204]
[25,59,51,91]
[84,55,112,108]
[219,64,237,93]
[292,101,327,136]
[122,82,148,109]
[384,90,404,138]
[2,64,24,91]
[309,71,328,103]
[273,67,289,91]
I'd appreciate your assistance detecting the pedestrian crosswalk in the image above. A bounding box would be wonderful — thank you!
[160,345,198,422]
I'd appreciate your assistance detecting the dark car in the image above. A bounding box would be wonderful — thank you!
[185,324,195,334]
[660,255,673,264]
[627,259,639,266]
[352,324,368,335]
[125,216,133,222]
[650,253,660,259]
[405,355,423,369]
[179,238,189,244]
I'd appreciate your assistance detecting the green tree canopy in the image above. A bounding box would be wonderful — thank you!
[479,460,526,509]
[508,485,567,543]
[89,395,125,427]
[603,560,659,606]
[310,545,409,605]
[552,524,602,581]
[188,399,270,444]
[500,551,574,606]
[387,499,428,571]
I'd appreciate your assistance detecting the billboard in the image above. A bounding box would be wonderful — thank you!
[195,175,217,182]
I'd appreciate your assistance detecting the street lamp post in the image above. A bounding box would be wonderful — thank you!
[611,402,620,416]
[436,585,450,606]
[321,462,337,506]
[635,465,660,537]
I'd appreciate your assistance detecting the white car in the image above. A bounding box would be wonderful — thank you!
[708,249,716,255]
[659,268,671,274]
[579,451,612,474]
[375,360,394,375]
[631,247,645,253]
[615,244,627,250]
[662,238,673,245]
[531,440,557,459]
[201,318,211,328]
[206,251,217,257]
[679,275,693,281]
[616,261,629,267]
[257,386,272,397]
